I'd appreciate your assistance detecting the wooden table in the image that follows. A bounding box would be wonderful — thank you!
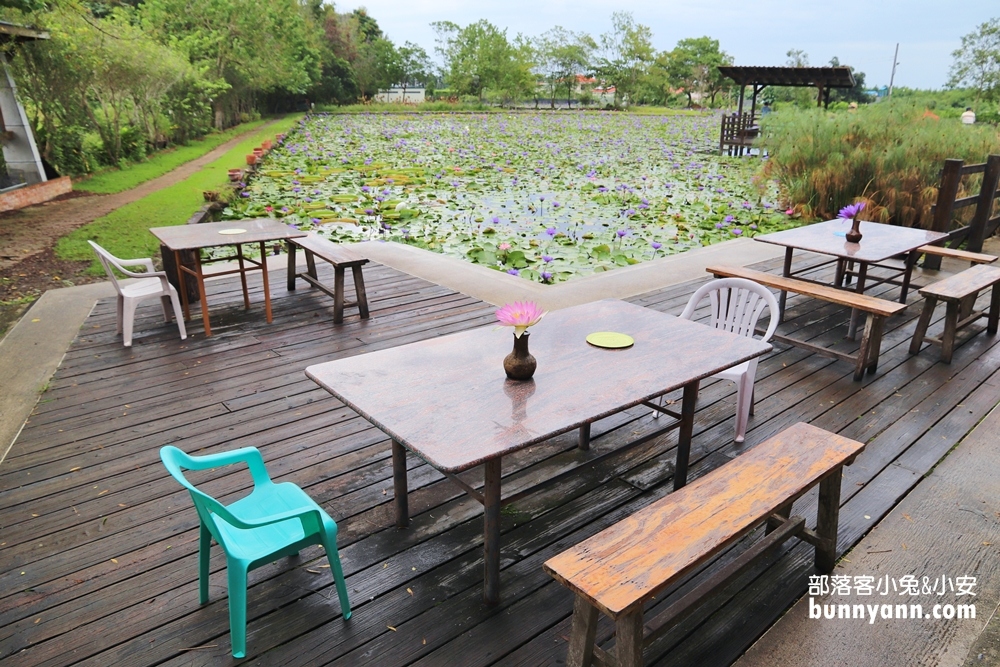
[306,299,771,604]
[150,219,305,336]
[755,219,946,337]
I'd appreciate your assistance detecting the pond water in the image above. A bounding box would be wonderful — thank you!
[224,112,798,283]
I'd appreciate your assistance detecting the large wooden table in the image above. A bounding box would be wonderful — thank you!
[306,299,772,604]
[755,219,946,337]
[150,219,305,336]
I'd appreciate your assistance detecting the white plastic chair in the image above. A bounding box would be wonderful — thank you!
[654,277,779,443]
[88,241,187,347]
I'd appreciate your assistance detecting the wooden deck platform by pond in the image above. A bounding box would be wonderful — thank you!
[2,254,999,666]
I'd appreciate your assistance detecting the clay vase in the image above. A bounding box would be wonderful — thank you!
[503,333,536,381]
[845,217,863,243]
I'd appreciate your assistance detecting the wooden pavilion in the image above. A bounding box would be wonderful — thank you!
[716,66,856,155]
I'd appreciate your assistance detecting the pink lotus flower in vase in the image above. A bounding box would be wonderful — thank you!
[496,301,546,381]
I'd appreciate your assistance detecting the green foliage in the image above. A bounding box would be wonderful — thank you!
[948,17,1000,102]
[56,116,302,271]
[433,19,535,105]
[656,37,732,107]
[75,119,265,194]
[594,11,653,106]
[761,101,1000,224]
[534,26,596,108]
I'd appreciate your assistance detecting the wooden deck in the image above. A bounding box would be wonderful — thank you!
[2,254,999,666]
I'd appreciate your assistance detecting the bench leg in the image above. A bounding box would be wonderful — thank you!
[866,316,885,375]
[853,315,875,381]
[566,596,599,667]
[847,262,868,340]
[352,265,370,319]
[286,241,297,291]
[615,608,644,667]
[306,249,318,283]
[334,266,346,324]
[815,467,843,573]
[989,284,1000,335]
[909,297,937,355]
[941,301,959,363]
[766,501,793,535]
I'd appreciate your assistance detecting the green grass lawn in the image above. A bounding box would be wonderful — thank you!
[57,115,302,272]
[74,121,268,194]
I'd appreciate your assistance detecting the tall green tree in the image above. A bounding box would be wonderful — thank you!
[948,17,1000,102]
[433,19,533,105]
[594,11,653,107]
[662,36,732,107]
[536,26,595,108]
[396,41,433,98]
[354,37,399,100]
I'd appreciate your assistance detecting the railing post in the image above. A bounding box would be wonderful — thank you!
[924,158,964,270]
[967,155,1000,253]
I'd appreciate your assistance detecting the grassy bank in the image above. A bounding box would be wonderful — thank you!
[57,115,303,272]
[74,121,268,194]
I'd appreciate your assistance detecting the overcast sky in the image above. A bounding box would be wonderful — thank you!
[346,0,996,90]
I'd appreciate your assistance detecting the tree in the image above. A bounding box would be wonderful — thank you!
[433,19,533,105]
[354,37,399,100]
[594,11,653,107]
[948,17,1000,102]
[396,41,433,99]
[536,26,595,109]
[662,36,732,107]
[828,57,870,104]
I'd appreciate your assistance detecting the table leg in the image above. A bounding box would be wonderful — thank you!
[193,250,211,337]
[899,251,917,303]
[175,250,190,322]
[286,241,297,291]
[260,241,273,324]
[334,266,345,324]
[989,283,1000,335]
[578,423,591,450]
[847,262,868,340]
[483,458,502,605]
[391,440,409,527]
[834,258,845,287]
[674,381,698,490]
[815,467,843,572]
[352,265,370,319]
[236,244,251,310]
[778,247,793,323]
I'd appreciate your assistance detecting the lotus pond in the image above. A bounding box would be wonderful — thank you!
[224,113,799,283]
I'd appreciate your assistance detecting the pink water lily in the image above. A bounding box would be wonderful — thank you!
[496,301,546,338]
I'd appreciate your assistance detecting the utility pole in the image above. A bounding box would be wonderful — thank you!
[888,43,899,97]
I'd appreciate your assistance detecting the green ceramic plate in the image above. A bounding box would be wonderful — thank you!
[586,332,634,349]
[218,228,247,235]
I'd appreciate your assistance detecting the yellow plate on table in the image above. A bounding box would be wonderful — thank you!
[586,332,634,349]
[218,228,247,235]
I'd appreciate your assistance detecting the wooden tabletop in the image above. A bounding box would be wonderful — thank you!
[755,219,947,263]
[149,218,305,251]
[306,299,772,473]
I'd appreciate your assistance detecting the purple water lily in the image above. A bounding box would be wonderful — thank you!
[838,202,866,219]
[546,227,557,236]
[542,255,553,263]
[651,242,662,250]
[507,268,519,276]
[541,271,553,282]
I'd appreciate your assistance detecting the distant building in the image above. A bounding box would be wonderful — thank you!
[374,87,426,104]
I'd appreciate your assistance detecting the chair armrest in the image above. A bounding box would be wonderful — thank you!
[172,446,273,485]
[232,507,324,531]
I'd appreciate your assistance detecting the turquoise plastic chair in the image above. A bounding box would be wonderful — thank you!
[160,445,351,658]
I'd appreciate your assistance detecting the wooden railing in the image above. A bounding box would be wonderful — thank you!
[719,113,759,157]
[924,155,1000,269]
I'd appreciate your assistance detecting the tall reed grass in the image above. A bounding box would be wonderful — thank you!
[760,101,1000,226]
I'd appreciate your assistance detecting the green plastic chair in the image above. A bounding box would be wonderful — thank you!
[160,445,351,658]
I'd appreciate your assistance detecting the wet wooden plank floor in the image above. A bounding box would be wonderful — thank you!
[2,255,998,666]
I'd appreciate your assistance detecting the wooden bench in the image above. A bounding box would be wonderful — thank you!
[916,244,997,267]
[909,264,1000,363]
[707,265,906,380]
[544,422,865,667]
[286,234,370,324]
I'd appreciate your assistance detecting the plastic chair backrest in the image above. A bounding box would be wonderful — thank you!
[680,277,780,343]
[159,445,273,546]
[88,241,127,295]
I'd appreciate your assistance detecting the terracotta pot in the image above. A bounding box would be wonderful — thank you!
[228,168,242,182]
[261,139,272,150]
[246,154,257,165]
[252,148,264,157]
[503,332,536,381]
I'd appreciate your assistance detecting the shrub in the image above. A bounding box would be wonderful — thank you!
[761,101,1000,226]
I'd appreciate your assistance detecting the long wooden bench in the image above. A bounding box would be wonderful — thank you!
[286,234,370,324]
[544,422,865,667]
[707,265,906,380]
[917,244,997,266]
[909,264,1000,363]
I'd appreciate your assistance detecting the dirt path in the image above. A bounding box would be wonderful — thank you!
[0,120,279,333]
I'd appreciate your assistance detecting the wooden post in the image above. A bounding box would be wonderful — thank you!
[391,440,409,527]
[815,468,843,572]
[566,596,599,667]
[483,458,502,605]
[737,83,745,115]
[615,607,645,667]
[925,159,964,270]
[966,155,1000,253]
